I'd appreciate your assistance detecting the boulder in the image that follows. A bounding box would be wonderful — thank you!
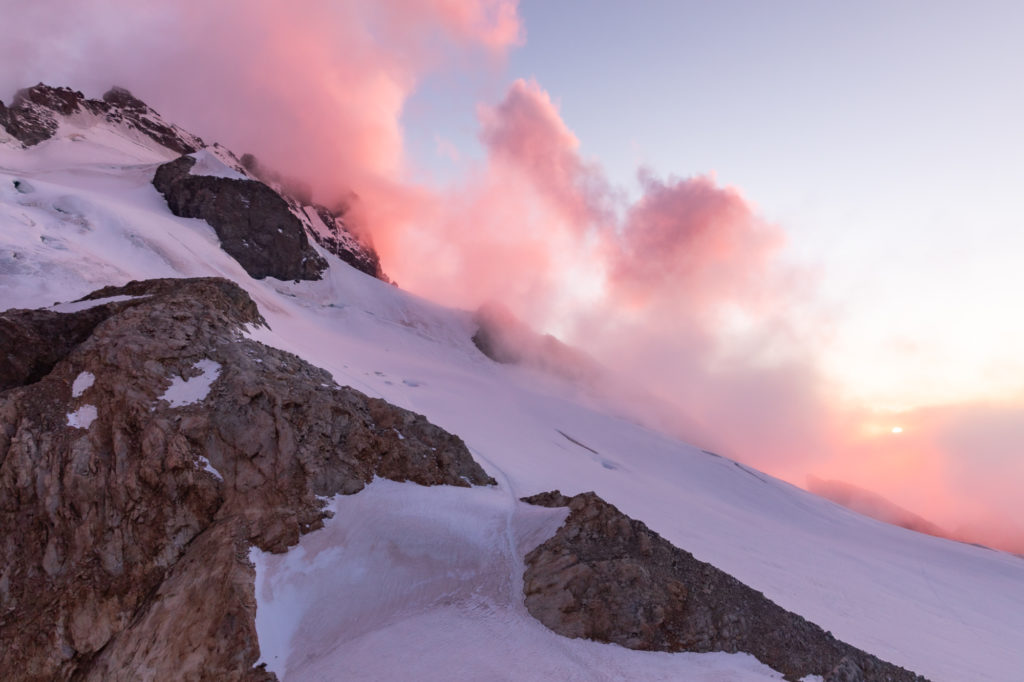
[153,157,327,281]
[522,490,928,682]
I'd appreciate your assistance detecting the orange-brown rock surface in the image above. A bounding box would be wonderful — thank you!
[0,277,493,681]
[522,491,929,682]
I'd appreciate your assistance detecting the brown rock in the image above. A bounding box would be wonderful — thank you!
[0,277,494,680]
[522,491,928,682]
[0,84,203,153]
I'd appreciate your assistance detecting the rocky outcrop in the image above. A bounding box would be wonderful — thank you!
[0,304,115,391]
[238,152,387,283]
[0,277,494,681]
[303,203,386,280]
[0,84,202,153]
[153,156,327,281]
[0,84,70,145]
[99,86,203,155]
[522,491,928,682]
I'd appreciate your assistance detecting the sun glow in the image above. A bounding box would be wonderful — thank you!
[891,426,903,434]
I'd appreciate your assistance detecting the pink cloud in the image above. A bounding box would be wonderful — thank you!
[0,0,522,200]
[478,78,614,228]
[610,170,786,322]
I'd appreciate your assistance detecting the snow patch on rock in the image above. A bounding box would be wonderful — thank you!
[197,455,223,481]
[159,358,221,407]
[71,371,95,397]
[50,294,145,314]
[248,480,782,681]
[66,404,97,429]
[187,148,249,181]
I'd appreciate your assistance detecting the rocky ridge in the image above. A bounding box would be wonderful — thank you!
[0,277,494,681]
[299,203,386,280]
[0,84,202,153]
[522,491,929,682]
[1,83,388,284]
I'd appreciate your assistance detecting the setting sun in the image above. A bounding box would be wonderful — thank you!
[891,426,904,434]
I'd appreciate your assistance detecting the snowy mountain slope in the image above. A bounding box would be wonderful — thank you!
[250,481,787,682]
[1,105,1022,681]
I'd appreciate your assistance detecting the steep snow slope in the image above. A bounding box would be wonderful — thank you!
[2,122,1022,681]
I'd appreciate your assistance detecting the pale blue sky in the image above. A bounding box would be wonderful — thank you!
[406,0,1024,408]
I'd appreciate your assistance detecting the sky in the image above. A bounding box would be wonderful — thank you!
[407,0,1024,410]
[1,0,1022,552]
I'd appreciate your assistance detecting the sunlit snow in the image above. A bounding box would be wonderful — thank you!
[188,148,250,181]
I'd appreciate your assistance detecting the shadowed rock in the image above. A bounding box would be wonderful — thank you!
[0,277,494,681]
[0,306,114,391]
[236,153,388,282]
[522,490,929,682]
[153,156,327,281]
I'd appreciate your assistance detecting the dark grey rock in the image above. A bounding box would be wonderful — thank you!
[306,203,386,280]
[239,152,387,282]
[522,490,929,682]
[152,156,327,281]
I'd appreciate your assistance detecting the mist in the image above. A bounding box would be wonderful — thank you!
[4,0,1020,554]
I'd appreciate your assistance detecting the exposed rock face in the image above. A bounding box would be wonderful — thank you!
[522,491,928,682]
[153,156,328,281]
[304,203,386,280]
[0,277,494,681]
[0,84,202,153]
[0,84,70,145]
[0,305,114,391]
[237,153,388,282]
[99,86,203,155]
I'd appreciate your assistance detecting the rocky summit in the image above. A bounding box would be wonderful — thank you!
[0,84,202,153]
[0,277,493,681]
[522,491,929,682]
